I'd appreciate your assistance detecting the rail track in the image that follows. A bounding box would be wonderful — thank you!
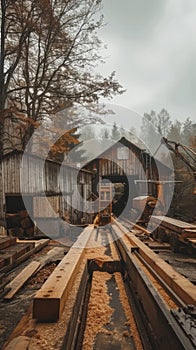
[0,221,196,350]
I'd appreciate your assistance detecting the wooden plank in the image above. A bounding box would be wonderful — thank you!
[33,226,93,321]
[4,261,41,299]
[0,239,49,274]
[151,216,196,233]
[113,220,196,306]
[3,336,31,350]
[0,243,34,265]
[182,229,196,239]
[0,251,17,267]
[0,255,12,269]
[0,237,16,250]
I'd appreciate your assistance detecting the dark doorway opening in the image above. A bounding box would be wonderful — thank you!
[5,195,34,236]
[6,195,33,214]
[101,175,138,218]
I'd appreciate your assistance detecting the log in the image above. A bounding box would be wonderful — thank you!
[25,226,34,237]
[37,246,65,269]
[21,217,34,229]
[19,210,28,219]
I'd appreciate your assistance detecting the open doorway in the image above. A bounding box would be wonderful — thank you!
[5,195,34,236]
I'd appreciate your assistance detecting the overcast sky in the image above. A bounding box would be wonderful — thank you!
[98,0,196,123]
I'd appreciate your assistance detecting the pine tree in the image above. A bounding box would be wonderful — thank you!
[111,122,120,140]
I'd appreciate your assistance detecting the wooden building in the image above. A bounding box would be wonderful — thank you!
[82,137,173,217]
[0,137,173,236]
[0,151,93,237]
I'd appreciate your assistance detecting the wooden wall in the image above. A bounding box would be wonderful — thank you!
[84,139,172,200]
[96,143,161,181]
[0,152,93,227]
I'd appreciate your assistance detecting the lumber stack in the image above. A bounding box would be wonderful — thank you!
[0,236,34,271]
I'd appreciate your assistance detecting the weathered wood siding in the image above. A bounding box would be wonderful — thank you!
[96,143,160,182]
[45,161,59,193]
[2,153,21,194]
[0,152,93,225]
[33,195,61,218]
[0,161,5,226]
[86,140,171,182]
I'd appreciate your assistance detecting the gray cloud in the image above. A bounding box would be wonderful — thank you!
[99,0,196,121]
[102,0,167,40]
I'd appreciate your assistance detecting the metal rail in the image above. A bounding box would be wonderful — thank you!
[112,220,196,350]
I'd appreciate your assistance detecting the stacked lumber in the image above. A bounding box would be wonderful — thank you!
[0,238,34,271]
[0,237,49,298]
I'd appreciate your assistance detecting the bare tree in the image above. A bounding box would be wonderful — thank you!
[0,0,124,154]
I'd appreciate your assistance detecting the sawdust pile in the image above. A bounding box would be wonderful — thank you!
[85,244,112,267]
[82,271,113,350]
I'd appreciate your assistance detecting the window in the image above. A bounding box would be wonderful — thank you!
[117,147,129,160]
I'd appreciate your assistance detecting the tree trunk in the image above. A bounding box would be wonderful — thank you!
[0,0,6,158]
[22,124,35,152]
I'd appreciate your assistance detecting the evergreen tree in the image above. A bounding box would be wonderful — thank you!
[182,118,195,146]
[100,127,110,139]
[79,125,95,141]
[167,120,182,143]
[111,122,120,140]
[157,108,172,137]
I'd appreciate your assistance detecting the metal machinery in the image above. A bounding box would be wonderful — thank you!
[131,138,196,225]
[161,137,196,194]
[97,180,113,226]
[131,195,158,226]
[150,215,196,254]
[149,138,196,253]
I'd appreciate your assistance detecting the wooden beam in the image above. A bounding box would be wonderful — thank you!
[113,220,196,306]
[4,261,41,299]
[150,216,196,234]
[33,226,93,321]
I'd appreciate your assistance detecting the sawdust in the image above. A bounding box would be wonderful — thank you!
[85,244,111,265]
[114,272,144,350]
[26,263,57,287]
[82,271,113,350]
